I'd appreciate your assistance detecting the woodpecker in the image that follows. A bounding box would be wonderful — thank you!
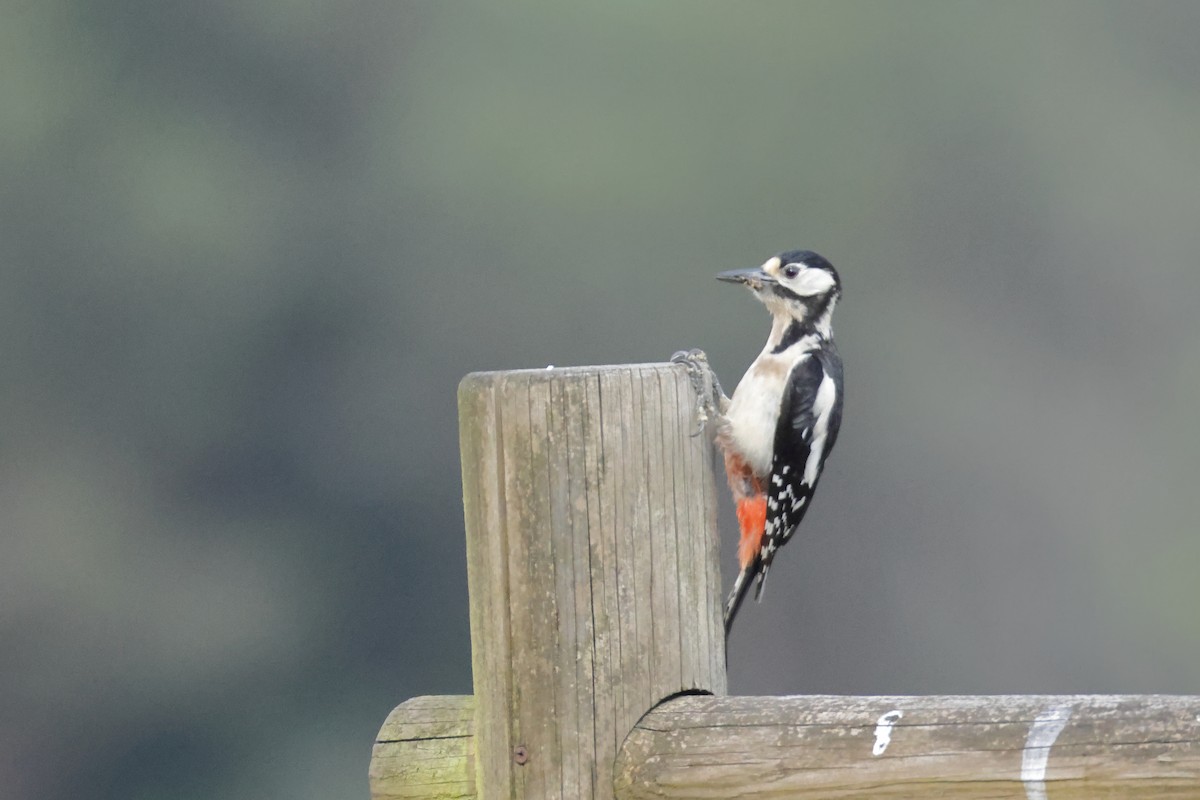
[712,250,844,633]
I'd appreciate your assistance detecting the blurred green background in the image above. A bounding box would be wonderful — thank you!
[5,2,1200,798]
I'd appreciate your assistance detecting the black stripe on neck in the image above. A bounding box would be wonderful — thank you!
[771,304,835,353]
[772,320,807,353]
[775,319,828,353]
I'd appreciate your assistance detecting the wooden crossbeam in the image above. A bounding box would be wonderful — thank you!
[616,693,1200,799]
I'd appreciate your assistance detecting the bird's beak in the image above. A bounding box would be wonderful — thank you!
[716,268,774,290]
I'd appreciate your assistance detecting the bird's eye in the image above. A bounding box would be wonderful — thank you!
[783,264,801,279]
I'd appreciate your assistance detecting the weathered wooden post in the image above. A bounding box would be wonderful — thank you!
[460,363,726,799]
[370,362,726,800]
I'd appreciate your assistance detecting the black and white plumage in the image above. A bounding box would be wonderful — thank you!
[715,250,844,633]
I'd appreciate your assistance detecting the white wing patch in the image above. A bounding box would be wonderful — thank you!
[803,369,838,487]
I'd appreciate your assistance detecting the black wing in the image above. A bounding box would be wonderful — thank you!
[754,345,843,597]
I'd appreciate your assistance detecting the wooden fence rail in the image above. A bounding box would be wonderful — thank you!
[370,362,1200,800]
[617,693,1200,799]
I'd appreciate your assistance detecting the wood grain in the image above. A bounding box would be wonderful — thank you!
[371,696,476,800]
[458,363,726,800]
[614,693,1200,799]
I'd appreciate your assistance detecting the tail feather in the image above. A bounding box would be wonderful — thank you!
[725,560,776,635]
[723,563,758,635]
[753,563,770,601]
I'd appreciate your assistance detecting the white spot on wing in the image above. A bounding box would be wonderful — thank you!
[872,710,902,755]
[1021,704,1073,800]
[803,369,838,487]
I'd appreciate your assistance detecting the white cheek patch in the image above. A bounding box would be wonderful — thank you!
[789,266,836,297]
[760,256,782,277]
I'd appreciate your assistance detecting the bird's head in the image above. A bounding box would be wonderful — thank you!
[717,249,841,335]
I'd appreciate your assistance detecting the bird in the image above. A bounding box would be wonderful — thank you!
[705,249,844,634]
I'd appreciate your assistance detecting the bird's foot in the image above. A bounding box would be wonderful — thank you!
[670,348,726,437]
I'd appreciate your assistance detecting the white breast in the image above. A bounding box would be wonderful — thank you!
[723,352,809,477]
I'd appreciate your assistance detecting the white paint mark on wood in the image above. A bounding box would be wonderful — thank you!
[872,710,902,755]
[1021,704,1073,800]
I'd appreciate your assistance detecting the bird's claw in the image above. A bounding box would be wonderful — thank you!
[670,348,724,437]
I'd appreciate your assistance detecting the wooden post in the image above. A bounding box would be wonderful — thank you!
[457,363,726,800]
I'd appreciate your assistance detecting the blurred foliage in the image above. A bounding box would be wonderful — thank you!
[3,2,1200,798]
